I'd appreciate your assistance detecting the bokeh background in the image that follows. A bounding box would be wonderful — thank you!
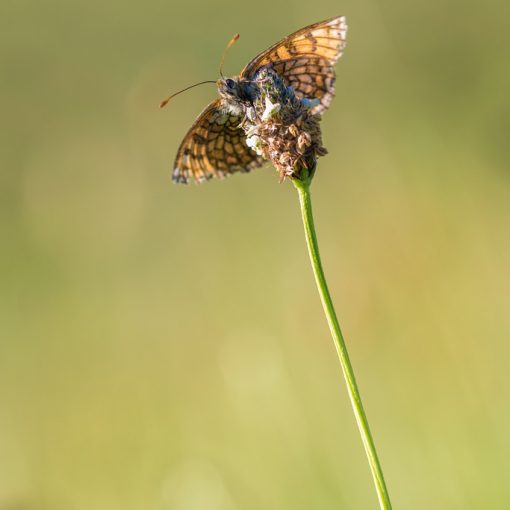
[1,0,509,508]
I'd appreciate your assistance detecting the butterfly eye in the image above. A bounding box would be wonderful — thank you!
[226,79,236,89]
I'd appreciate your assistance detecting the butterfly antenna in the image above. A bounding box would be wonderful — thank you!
[159,80,217,109]
[219,33,240,79]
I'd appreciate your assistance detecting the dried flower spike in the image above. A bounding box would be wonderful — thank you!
[241,69,328,182]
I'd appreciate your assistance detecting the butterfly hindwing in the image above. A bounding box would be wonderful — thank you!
[270,57,337,113]
[240,16,347,114]
[173,99,264,184]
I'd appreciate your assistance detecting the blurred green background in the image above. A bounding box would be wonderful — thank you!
[1,0,509,509]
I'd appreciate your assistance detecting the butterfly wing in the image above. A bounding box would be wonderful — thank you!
[173,99,264,184]
[240,16,347,114]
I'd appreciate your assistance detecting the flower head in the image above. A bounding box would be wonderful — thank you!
[241,69,327,182]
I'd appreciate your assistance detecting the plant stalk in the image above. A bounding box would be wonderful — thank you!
[293,176,393,510]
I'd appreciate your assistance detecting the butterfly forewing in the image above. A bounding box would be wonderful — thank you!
[240,16,347,114]
[173,99,264,184]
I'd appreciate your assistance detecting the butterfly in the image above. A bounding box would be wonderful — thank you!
[170,16,347,184]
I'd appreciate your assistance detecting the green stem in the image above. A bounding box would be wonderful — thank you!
[293,176,393,510]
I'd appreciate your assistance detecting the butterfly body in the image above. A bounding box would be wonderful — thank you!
[172,16,347,184]
[217,77,260,115]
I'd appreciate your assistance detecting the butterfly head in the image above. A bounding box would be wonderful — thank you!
[217,77,241,99]
[218,77,259,111]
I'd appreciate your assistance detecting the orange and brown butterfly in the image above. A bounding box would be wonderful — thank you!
[162,16,347,184]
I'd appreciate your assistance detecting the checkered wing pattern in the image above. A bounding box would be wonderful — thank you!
[241,16,347,114]
[173,99,264,184]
